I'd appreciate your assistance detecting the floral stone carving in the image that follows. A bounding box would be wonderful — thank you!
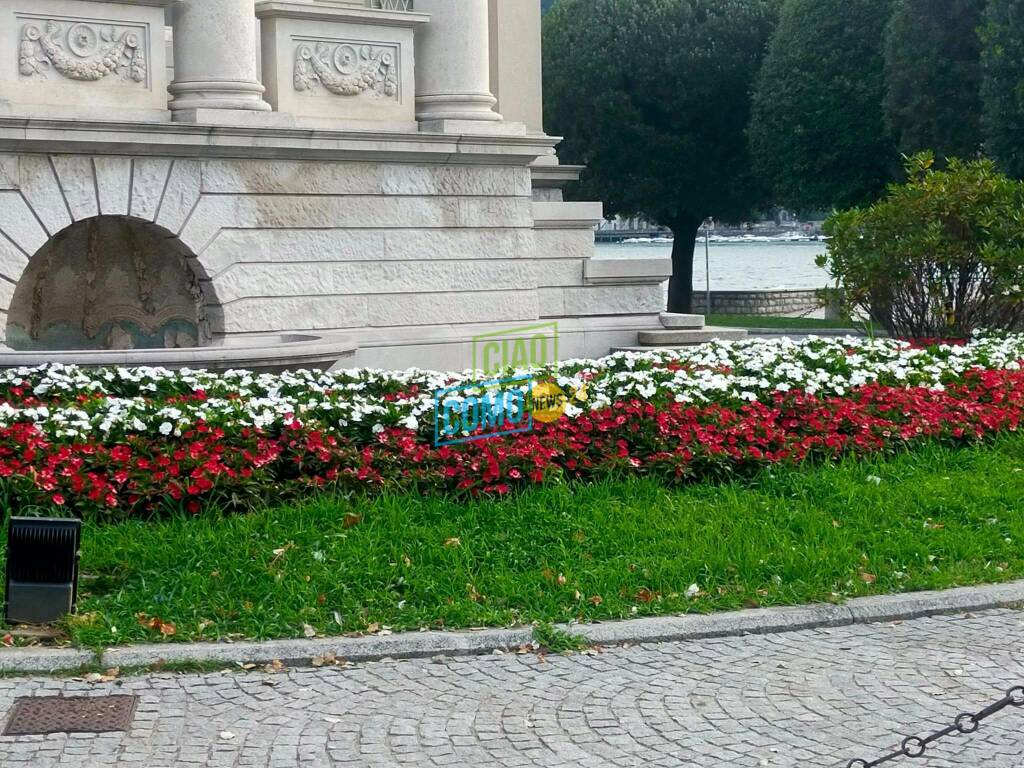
[293,42,398,98]
[19,20,147,84]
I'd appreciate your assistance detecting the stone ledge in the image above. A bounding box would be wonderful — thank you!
[531,201,604,229]
[0,117,559,165]
[584,258,672,285]
[0,332,357,373]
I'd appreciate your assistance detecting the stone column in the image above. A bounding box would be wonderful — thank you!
[169,0,271,120]
[414,0,502,129]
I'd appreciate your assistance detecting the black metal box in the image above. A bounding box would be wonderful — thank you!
[4,517,81,625]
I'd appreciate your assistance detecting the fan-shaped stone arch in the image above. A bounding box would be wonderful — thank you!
[0,153,220,347]
[6,215,221,351]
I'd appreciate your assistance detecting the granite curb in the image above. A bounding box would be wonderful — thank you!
[2,580,1023,674]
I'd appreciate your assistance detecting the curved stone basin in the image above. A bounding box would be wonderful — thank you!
[0,333,358,373]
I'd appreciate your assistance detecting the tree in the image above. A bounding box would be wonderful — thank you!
[543,0,778,313]
[541,0,558,12]
[981,0,1024,178]
[884,0,984,161]
[822,154,1024,338]
[749,0,897,213]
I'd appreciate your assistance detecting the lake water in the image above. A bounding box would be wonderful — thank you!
[595,240,830,291]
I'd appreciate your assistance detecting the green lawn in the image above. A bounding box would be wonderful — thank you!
[707,313,853,330]
[4,437,1024,649]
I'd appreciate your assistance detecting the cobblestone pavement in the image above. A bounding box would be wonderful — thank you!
[2,610,1024,768]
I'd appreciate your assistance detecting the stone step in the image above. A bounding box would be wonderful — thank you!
[635,327,749,346]
[659,312,705,329]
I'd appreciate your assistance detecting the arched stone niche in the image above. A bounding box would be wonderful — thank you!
[6,216,217,351]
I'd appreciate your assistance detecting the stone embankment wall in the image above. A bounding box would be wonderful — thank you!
[692,289,821,316]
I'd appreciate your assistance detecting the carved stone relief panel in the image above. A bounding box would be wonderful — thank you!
[17,16,149,88]
[293,40,399,100]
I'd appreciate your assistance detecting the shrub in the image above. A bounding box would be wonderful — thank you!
[822,154,1024,338]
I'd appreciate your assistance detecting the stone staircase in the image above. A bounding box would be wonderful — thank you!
[613,313,748,353]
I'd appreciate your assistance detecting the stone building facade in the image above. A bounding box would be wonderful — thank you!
[0,0,670,370]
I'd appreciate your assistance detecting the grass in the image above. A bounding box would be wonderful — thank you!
[3,436,1024,649]
[707,313,853,330]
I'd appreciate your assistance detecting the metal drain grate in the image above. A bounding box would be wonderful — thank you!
[4,695,138,736]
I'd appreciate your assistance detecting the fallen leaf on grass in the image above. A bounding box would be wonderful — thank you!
[859,571,877,584]
[312,653,336,667]
[303,624,317,638]
[270,543,295,565]
[587,595,603,606]
[1,634,13,647]
[444,537,462,548]
[343,513,362,529]
[136,613,177,636]
[634,588,659,603]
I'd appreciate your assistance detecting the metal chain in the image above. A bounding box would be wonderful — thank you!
[846,686,1024,767]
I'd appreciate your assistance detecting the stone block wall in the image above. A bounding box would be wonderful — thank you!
[0,150,673,365]
[691,289,822,316]
[0,153,543,343]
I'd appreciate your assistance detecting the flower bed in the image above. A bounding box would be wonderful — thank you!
[2,335,1024,518]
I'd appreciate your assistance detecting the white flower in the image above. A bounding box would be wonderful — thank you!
[159,422,173,436]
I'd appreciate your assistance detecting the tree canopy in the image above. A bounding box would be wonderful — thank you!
[981,0,1024,178]
[883,0,984,161]
[748,0,897,213]
[543,0,778,312]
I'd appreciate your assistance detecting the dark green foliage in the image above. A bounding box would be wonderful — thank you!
[884,0,984,161]
[823,154,1024,338]
[541,0,558,12]
[981,0,1024,177]
[749,0,898,212]
[543,0,778,312]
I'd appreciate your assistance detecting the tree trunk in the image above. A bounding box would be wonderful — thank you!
[666,218,703,314]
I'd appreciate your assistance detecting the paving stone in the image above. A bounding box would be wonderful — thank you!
[2,610,1024,766]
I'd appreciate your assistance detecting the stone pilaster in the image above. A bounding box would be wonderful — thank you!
[488,0,544,133]
[414,0,503,131]
[168,0,272,120]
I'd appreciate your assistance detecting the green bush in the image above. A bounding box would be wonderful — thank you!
[821,154,1024,338]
